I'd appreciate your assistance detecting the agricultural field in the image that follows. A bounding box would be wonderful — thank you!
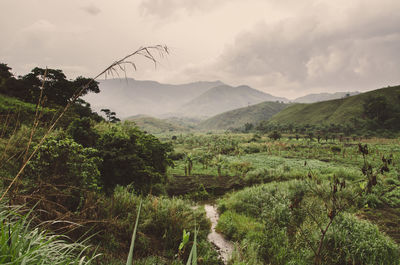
[164,132,400,264]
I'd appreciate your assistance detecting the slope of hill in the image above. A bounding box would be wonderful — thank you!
[199,101,289,130]
[124,115,191,134]
[178,85,288,118]
[293,91,360,103]
[83,78,224,118]
[269,86,400,127]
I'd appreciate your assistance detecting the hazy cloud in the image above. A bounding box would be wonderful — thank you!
[203,0,400,96]
[139,0,230,18]
[1,0,399,99]
[81,4,101,16]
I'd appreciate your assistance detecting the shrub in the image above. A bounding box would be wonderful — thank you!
[324,213,400,265]
[27,135,102,211]
[96,122,172,193]
[268,131,282,141]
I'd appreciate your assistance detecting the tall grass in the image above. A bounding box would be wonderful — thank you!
[0,204,98,264]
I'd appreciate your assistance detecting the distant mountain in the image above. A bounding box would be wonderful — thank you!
[82,78,224,118]
[83,79,288,119]
[293,91,360,103]
[269,86,400,127]
[178,85,288,118]
[199,101,289,130]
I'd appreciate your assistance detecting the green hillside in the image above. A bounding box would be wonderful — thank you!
[269,85,400,129]
[0,94,56,132]
[124,115,191,134]
[199,101,289,130]
[178,85,288,118]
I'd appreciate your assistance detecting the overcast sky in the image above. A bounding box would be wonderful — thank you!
[1,0,399,99]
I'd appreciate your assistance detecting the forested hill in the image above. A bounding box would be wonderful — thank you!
[268,85,400,132]
[178,85,288,118]
[199,101,289,130]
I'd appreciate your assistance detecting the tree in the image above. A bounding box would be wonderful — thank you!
[96,123,172,193]
[67,117,99,147]
[0,63,12,81]
[21,67,100,106]
[244,122,254,132]
[268,130,281,141]
[27,136,102,211]
[363,95,389,124]
[101,109,121,123]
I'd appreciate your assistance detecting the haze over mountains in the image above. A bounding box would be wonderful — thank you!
[83,78,363,119]
[82,78,223,118]
[293,92,360,103]
[178,85,287,117]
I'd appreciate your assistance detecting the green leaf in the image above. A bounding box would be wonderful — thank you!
[126,199,142,265]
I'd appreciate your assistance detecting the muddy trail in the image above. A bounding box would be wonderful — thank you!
[204,204,234,264]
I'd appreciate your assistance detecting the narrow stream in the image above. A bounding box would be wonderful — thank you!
[204,204,234,264]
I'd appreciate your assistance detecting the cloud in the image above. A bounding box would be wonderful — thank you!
[139,0,230,19]
[22,19,56,33]
[81,3,101,16]
[202,0,400,95]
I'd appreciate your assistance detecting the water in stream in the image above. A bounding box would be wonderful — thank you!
[204,204,234,264]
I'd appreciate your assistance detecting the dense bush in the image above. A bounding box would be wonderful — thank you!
[67,117,99,147]
[95,122,173,193]
[27,134,102,211]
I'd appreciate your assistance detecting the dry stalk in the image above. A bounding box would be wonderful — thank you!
[0,45,169,202]
[23,68,47,164]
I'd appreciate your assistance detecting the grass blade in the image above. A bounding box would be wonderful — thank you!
[126,199,142,265]
[186,226,198,265]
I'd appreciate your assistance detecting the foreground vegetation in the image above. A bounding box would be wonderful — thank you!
[1,60,399,264]
[165,132,400,263]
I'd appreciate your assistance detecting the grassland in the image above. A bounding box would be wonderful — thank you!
[165,132,400,263]
[269,85,400,126]
[198,101,288,130]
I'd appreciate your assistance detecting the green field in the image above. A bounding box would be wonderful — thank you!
[165,132,400,264]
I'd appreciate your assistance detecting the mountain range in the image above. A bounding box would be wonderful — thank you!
[83,78,364,120]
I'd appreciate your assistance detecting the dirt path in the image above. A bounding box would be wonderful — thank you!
[204,204,234,264]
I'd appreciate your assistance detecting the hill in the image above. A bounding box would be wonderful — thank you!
[0,94,56,129]
[83,79,224,118]
[124,115,192,134]
[269,86,400,129]
[178,85,288,118]
[293,91,360,103]
[199,101,289,130]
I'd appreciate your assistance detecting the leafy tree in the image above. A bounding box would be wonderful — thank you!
[67,117,99,147]
[69,99,104,122]
[21,67,100,106]
[101,108,121,123]
[27,135,102,211]
[268,130,281,141]
[96,123,172,193]
[244,122,254,132]
[0,63,12,81]
[363,95,389,124]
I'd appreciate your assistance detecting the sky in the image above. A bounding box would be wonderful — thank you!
[1,0,400,99]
